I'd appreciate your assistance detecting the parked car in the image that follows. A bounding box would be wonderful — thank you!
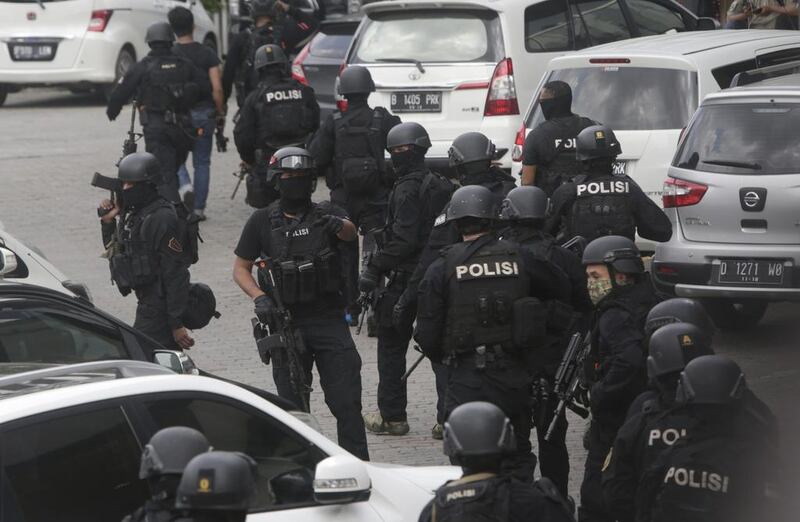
[0,361,459,521]
[0,0,219,105]
[342,0,713,172]
[652,68,800,329]
[292,15,361,120]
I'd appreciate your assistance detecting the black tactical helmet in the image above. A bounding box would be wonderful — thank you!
[181,283,221,330]
[250,0,277,17]
[339,66,375,95]
[576,125,622,161]
[175,451,257,512]
[443,402,515,460]
[500,186,549,221]
[647,322,714,380]
[582,235,644,274]
[145,22,175,45]
[448,132,496,167]
[118,152,162,185]
[445,185,496,222]
[645,298,716,338]
[269,146,316,176]
[676,355,747,406]
[386,122,431,151]
[139,427,211,479]
[254,44,288,71]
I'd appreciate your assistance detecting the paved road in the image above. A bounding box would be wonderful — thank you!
[2,88,799,511]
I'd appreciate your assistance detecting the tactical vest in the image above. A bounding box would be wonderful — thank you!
[443,239,533,355]
[431,473,510,522]
[109,200,173,293]
[140,55,198,113]
[333,107,385,195]
[570,174,636,242]
[254,78,315,147]
[536,116,595,196]
[264,204,341,305]
[237,25,282,100]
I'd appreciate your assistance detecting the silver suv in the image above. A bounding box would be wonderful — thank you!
[653,75,800,329]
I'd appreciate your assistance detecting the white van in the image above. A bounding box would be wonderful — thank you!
[345,0,712,171]
[0,0,219,105]
[512,30,800,202]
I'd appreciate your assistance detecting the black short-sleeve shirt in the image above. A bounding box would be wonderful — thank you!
[172,42,220,105]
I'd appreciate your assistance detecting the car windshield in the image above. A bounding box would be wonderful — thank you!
[674,103,800,175]
[352,9,504,64]
[527,67,698,131]
[310,31,353,59]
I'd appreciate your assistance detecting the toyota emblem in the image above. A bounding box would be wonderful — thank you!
[408,71,421,81]
[743,191,760,208]
[27,11,36,20]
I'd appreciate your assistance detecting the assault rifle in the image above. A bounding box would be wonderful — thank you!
[253,259,311,412]
[355,291,373,335]
[545,331,591,441]
[561,235,588,258]
[231,164,250,200]
[118,102,142,166]
[91,172,122,217]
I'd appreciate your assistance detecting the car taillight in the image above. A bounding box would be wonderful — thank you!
[335,62,348,112]
[484,58,519,117]
[512,123,526,162]
[88,10,113,32]
[292,43,311,86]
[662,177,708,208]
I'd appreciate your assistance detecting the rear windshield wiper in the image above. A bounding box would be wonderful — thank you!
[36,0,46,10]
[701,158,762,170]
[376,58,425,74]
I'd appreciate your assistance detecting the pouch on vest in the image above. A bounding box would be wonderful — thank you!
[513,297,547,349]
[245,172,275,209]
[375,285,402,328]
[279,260,300,304]
[315,248,340,294]
[296,260,317,303]
[341,157,381,195]
[110,255,134,295]
[130,251,158,287]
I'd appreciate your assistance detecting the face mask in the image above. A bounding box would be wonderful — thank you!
[278,175,314,212]
[121,183,158,210]
[587,277,613,305]
[390,148,424,177]
[457,162,491,186]
[540,94,572,120]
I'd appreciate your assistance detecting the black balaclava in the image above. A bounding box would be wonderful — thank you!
[584,157,615,177]
[344,93,369,107]
[259,64,286,83]
[278,174,314,214]
[389,146,426,178]
[457,160,492,187]
[540,80,573,121]
[122,183,159,211]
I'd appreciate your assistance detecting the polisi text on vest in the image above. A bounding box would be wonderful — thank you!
[265,89,303,103]
[455,261,519,280]
[577,180,630,196]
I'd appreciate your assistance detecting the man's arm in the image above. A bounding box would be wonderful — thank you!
[106,61,145,121]
[304,85,321,133]
[602,414,644,522]
[414,257,448,362]
[233,95,258,164]
[209,65,225,116]
[371,184,424,272]
[631,184,672,243]
[233,256,266,300]
[521,128,542,186]
[222,34,245,102]
[591,309,646,413]
[233,211,268,299]
[522,164,537,186]
[544,186,573,239]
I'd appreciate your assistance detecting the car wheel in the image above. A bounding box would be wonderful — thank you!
[0,85,7,107]
[102,46,136,102]
[701,298,768,330]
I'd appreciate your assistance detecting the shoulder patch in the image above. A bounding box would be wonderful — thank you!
[168,237,184,253]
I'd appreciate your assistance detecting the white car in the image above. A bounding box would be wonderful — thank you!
[0,0,219,105]
[344,0,711,171]
[0,361,459,521]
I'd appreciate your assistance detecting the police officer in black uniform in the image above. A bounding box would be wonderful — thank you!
[107,22,205,204]
[579,235,659,522]
[416,185,569,480]
[234,44,319,209]
[174,451,258,522]
[98,152,194,351]
[223,0,318,107]
[499,185,592,497]
[419,401,575,522]
[358,122,454,436]
[232,147,368,460]
[123,427,211,522]
[309,66,401,326]
[547,125,672,244]
[636,355,780,522]
[521,81,596,195]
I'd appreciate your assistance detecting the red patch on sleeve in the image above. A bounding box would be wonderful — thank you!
[168,238,184,253]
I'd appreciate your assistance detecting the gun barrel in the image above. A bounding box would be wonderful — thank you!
[545,400,567,441]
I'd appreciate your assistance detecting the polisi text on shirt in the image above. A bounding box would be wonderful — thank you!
[577,180,630,196]
[265,90,303,103]
[455,261,519,280]
[445,487,477,503]
[663,467,729,493]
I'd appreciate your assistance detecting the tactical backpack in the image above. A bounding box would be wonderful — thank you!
[333,107,386,195]
[140,55,199,114]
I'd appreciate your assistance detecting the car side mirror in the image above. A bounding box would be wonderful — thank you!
[313,455,371,505]
[696,17,719,31]
[153,349,199,375]
[0,248,18,278]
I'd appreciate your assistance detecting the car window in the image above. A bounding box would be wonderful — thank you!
[625,0,685,35]
[528,67,698,131]
[353,9,504,64]
[310,31,353,59]
[524,0,571,52]
[572,0,632,48]
[0,300,128,364]
[0,404,146,522]
[141,393,327,511]
[674,103,800,175]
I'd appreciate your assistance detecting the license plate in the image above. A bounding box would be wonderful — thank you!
[390,91,441,113]
[715,259,788,285]
[612,161,627,176]
[11,44,55,61]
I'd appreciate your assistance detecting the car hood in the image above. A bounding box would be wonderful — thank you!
[0,363,57,377]
[369,463,460,493]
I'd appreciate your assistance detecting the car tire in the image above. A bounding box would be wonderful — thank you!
[701,298,768,330]
[0,85,7,107]
[102,46,136,102]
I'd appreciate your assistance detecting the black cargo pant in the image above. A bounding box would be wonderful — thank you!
[532,381,570,498]
[579,418,619,522]
[272,316,369,460]
[375,275,414,422]
[444,359,537,482]
[143,112,192,203]
[134,288,179,350]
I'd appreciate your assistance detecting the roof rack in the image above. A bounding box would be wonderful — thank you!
[730,60,800,88]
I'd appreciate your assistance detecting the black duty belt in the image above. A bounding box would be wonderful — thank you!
[446,344,510,370]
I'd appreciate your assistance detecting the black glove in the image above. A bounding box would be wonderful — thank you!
[314,214,345,236]
[358,265,381,293]
[254,295,276,324]
[392,288,415,329]
[106,106,119,122]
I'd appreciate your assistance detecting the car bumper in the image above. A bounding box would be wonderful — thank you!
[0,36,118,85]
